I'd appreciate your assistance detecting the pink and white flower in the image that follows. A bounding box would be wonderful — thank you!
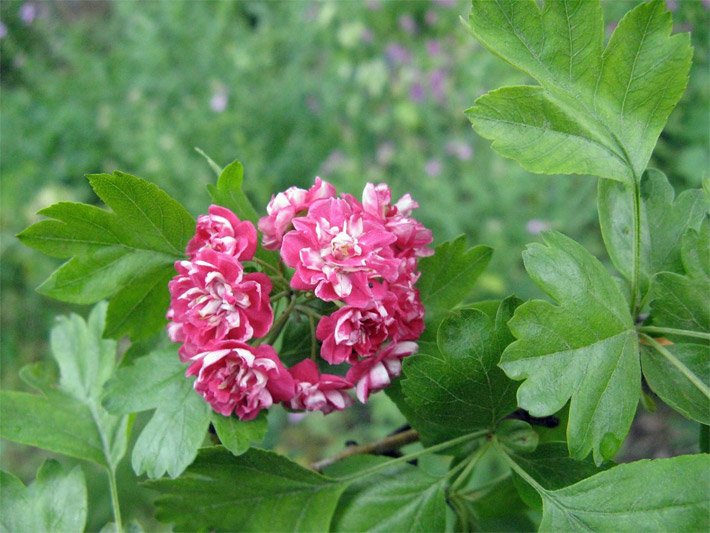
[346,341,418,403]
[281,197,400,306]
[316,283,393,364]
[287,359,353,414]
[258,177,336,250]
[168,249,273,360]
[386,276,425,341]
[361,183,433,258]
[186,205,257,260]
[187,341,294,420]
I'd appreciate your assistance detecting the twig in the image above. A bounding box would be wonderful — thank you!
[312,429,420,472]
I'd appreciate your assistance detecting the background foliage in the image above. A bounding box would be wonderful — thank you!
[1,0,708,530]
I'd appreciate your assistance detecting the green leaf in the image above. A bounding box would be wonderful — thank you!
[102,349,211,478]
[384,381,453,448]
[206,159,281,270]
[681,220,710,279]
[0,461,87,533]
[279,313,316,367]
[18,361,58,393]
[641,343,710,425]
[500,232,639,464]
[649,272,710,335]
[104,266,174,339]
[595,0,692,178]
[467,0,692,181]
[467,0,603,99]
[149,447,346,532]
[211,412,268,456]
[416,236,492,324]
[17,171,193,339]
[496,419,539,454]
[0,390,106,465]
[207,160,258,223]
[509,452,710,531]
[508,442,608,511]
[466,86,630,182]
[402,298,520,443]
[598,169,707,286]
[326,456,447,533]
[459,477,537,532]
[0,303,127,468]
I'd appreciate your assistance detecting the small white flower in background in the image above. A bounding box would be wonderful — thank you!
[210,86,228,113]
[425,158,442,178]
[526,219,551,235]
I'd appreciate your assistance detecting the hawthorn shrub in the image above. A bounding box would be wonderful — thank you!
[1,1,708,531]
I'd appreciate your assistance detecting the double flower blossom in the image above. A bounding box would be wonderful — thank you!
[167,178,432,420]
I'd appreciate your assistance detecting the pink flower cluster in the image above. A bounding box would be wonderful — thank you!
[167,178,431,421]
[270,179,431,403]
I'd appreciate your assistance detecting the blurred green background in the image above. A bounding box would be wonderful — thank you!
[1,0,707,529]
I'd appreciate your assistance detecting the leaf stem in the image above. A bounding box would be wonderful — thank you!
[259,296,298,346]
[629,177,642,316]
[252,257,283,277]
[455,472,512,502]
[107,467,123,533]
[449,442,491,494]
[638,326,710,342]
[308,313,317,360]
[639,333,710,399]
[496,443,549,496]
[88,404,123,532]
[336,429,490,482]
[269,290,291,302]
[295,304,323,321]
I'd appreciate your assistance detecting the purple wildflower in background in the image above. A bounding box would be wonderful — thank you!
[20,3,37,24]
[425,159,443,178]
[434,0,456,7]
[426,39,442,57]
[306,95,321,114]
[376,142,395,166]
[399,14,417,35]
[445,140,473,161]
[385,43,412,65]
[665,0,678,11]
[425,10,438,26]
[362,27,374,44]
[321,150,346,175]
[526,219,551,235]
[210,88,228,113]
[429,69,447,103]
[409,82,426,103]
[366,0,382,11]
[0,22,7,39]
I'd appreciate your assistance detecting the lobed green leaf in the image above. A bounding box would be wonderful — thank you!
[326,456,447,533]
[402,298,519,444]
[0,303,128,469]
[416,236,492,324]
[641,343,710,425]
[0,461,87,533]
[211,412,268,457]
[102,349,211,479]
[17,171,194,339]
[467,0,692,183]
[516,453,710,531]
[598,169,707,288]
[500,232,639,464]
[149,447,346,532]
